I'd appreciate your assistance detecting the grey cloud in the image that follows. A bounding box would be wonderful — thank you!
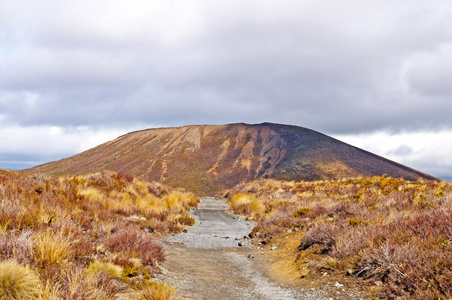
[406,46,452,97]
[389,145,414,156]
[1,0,452,135]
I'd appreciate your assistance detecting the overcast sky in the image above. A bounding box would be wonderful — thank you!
[1,0,451,179]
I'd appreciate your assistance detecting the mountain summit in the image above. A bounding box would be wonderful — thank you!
[28,123,436,194]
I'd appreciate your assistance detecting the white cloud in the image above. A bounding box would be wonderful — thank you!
[0,121,167,169]
[334,129,452,177]
[0,126,119,156]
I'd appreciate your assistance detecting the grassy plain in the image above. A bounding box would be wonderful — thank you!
[226,176,452,299]
[0,170,197,299]
[2,166,450,299]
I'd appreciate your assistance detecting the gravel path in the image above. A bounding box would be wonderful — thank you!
[158,197,364,299]
[166,197,255,248]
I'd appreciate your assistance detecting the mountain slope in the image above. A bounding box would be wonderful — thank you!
[27,123,437,195]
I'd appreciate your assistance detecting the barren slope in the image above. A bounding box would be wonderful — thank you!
[27,123,436,194]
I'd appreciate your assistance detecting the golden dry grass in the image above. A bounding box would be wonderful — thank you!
[135,282,177,300]
[226,176,452,299]
[0,260,41,300]
[86,261,123,279]
[38,280,63,300]
[31,229,77,266]
[0,170,199,299]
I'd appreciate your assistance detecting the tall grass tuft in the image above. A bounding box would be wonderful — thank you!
[31,229,77,266]
[86,261,123,279]
[0,260,41,300]
[135,282,176,300]
[38,280,63,300]
[64,267,126,300]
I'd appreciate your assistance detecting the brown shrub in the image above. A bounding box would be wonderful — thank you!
[0,230,33,264]
[299,225,336,253]
[103,229,165,265]
[115,173,134,183]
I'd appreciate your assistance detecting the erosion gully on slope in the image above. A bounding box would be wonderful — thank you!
[156,197,366,300]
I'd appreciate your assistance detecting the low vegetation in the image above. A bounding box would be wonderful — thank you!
[0,260,41,300]
[0,170,198,299]
[226,176,452,299]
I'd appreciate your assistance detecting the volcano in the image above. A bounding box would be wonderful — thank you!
[27,123,437,194]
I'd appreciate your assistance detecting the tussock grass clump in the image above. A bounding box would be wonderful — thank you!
[31,229,77,266]
[226,176,452,299]
[230,193,265,220]
[64,268,125,300]
[177,215,195,226]
[135,282,176,300]
[86,261,123,279]
[38,280,63,300]
[0,260,41,300]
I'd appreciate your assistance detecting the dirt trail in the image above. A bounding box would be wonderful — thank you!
[157,197,364,299]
